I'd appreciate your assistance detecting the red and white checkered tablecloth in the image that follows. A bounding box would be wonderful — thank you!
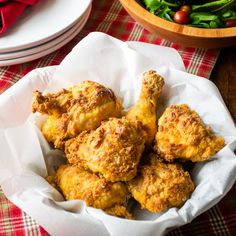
[1,0,236,235]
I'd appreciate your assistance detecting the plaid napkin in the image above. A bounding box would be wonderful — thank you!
[0,0,39,34]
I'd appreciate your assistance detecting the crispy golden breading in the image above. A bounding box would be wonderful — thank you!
[104,205,133,219]
[41,115,61,146]
[54,164,131,218]
[32,81,123,149]
[32,89,73,117]
[65,117,147,182]
[126,70,164,145]
[128,153,194,213]
[155,104,225,162]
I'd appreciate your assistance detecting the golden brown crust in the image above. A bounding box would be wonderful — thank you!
[155,104,225,162]
[54,165,131,217]
[32,81,123,149]
[128,153,195,213]
[32,89,73,116]
[126,70,165,145]
[65,117,147,182]
[104,205,133,219]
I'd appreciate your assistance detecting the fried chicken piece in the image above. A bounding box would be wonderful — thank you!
[32,89,73,117]
[128,153,194,213]
[155,104,225,162]
[126,70,164,145]
[32,81,123,149]
[104,205,133,219]
[54,164,132,218]
[65,117,146,182]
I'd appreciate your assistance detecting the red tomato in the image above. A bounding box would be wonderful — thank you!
[225,20,236,28]
[180,5,191,14]
[173,11,190,25]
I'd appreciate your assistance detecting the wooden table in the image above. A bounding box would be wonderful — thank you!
[211,46,236,122]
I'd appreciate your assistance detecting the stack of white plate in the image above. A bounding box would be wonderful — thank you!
[0,0,92,66]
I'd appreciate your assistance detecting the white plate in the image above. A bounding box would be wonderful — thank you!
[0,4,91,61]
[0,0,92,53]
[0,7,91,67]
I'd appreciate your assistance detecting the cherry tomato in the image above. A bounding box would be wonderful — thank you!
[173,11,190,25]
[180,5,191,14]
[225,19,236,28]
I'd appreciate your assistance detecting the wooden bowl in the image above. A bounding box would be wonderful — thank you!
[119,0,236,48]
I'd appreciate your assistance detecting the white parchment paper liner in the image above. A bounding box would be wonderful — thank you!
[0,32,236,236]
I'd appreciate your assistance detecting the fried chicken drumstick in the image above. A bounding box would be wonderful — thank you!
[32,81,122,149]
[155,104,225,162]
[126,70,164,145]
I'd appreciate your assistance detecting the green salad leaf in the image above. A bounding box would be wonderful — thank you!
[143,0,236,28]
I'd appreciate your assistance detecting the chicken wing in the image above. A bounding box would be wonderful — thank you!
[155,104,225,162]
[32,81,123,149]
[54,164,132,218]
[32,89,73,117]
[65,117,146,182]
[128,153,194,213]
[126,70,164,145]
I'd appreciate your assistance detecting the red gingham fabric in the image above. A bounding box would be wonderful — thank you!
[0,0,235,235]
